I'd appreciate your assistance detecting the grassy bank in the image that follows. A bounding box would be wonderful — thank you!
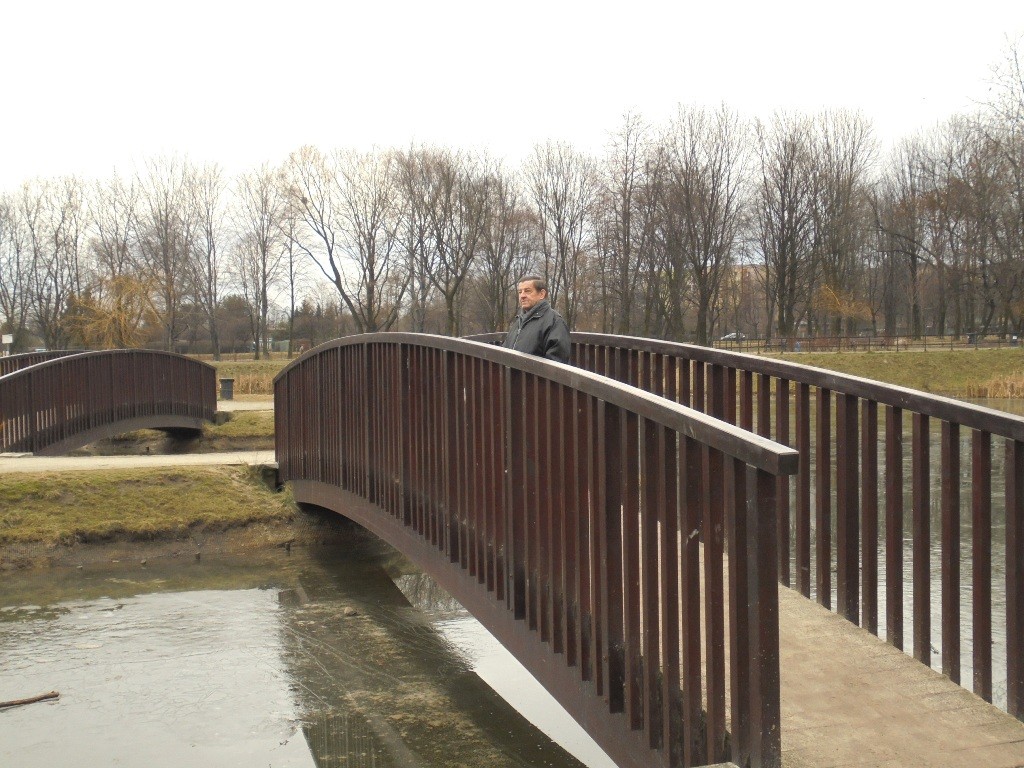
[73,410,276,455]
[0,465,294,548]
[198,346,1024,400]
[770,347,1024,397]
[209,357,290,396]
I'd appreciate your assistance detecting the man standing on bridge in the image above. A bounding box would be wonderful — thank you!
[502,274,571,364]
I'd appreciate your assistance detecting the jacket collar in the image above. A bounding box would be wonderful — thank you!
[519,299,550,323]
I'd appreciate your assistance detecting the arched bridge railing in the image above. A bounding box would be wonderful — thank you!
[274,334,799,768]
[0,350,216,455]
[0,349,82,377]
[469,331,1024,722]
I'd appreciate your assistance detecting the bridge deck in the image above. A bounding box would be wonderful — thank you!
[779,586,1024,768]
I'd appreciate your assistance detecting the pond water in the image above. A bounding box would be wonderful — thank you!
[0,537,614,768]
[795,396,1023,711]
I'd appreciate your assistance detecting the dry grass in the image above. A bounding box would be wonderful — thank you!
[0,466,295,546]
[771,347,1024,397]
[963,373,1024,398]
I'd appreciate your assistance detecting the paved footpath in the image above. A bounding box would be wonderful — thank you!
[0,450,276,473]
[778,586,1024,767]
[0,402,274,473]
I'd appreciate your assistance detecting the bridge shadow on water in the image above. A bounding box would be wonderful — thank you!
[0,514,602,768]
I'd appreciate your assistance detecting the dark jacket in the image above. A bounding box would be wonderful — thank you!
[502,300,570,363]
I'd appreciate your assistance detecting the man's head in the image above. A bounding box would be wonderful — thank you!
[516,274,548,312]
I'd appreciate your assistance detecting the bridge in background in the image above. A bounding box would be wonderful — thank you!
[0,350,215,455]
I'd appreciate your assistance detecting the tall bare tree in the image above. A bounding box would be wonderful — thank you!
[136,156,198,351]
[471,162,536,332]
[406,148,488,335]
[188,164,227,358]
[16,177,86,349]
[659,105,749,344]
[0,193,30,347]
[232,164,290,358]
[286,146,406,333]
[807,110,876,335]
[755,114,817,341]
[525,141,596,327]
[595,113,657,335]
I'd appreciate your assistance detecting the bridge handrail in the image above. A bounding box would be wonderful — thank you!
[275,333,798,768]
[467,330,1024,724]
[0,349,216,455]
[0,349,82,377]
[468,331,1024,441]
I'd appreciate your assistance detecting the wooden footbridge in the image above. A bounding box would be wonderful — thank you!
[275,333,1024,768]
[4,338,1024,767]
[0,350,215,455]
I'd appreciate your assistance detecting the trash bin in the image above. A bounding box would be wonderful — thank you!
[1012,335,1019,347]
[967,333,977,346]
[220,378,235,400]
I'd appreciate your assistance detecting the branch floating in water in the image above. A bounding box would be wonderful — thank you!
[0,691,60,709]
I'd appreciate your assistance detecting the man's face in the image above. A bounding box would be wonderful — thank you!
[517,281,546,312]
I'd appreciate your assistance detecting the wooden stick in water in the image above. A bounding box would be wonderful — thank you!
[0,691,60,709]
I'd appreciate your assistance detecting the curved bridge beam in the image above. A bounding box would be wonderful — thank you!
[0,350,216,456]
[275,333,797,768]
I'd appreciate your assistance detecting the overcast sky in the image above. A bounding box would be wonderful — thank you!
[1,0,1022,192]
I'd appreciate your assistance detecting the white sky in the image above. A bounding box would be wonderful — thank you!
[1,0,1022,192]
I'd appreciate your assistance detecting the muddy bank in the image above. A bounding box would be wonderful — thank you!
[0,505,368,572]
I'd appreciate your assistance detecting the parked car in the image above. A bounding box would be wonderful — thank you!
[719,332,747,341]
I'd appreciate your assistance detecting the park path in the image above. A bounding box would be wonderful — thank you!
[0,450,276,474]
[0,401,274,473]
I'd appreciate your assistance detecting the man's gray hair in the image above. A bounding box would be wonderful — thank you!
[517,273,547,292]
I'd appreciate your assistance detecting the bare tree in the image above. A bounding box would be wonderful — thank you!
[396,146,436,332]
[755,114,817,341]
[524,141,596,327]
[233,164,289,358]
[807,110,877,336]
[658,105,749,344]
[0,193,30,347]
[16,177,86,349]
[471,162,536,332]
[136,156,198,351]
[286,146,407,333]
[335,149,408,332]
[188,164,227,358]
[405,148,489,335]
[983,37,1024,336]
[595,113,657,335]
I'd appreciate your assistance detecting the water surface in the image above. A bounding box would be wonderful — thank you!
[0,540,611,767]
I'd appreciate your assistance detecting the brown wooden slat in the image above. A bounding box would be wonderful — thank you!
[941,421,961,684]
[912,412,931,667]
[972,430,993,701]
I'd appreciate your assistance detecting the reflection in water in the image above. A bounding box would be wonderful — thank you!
[392,574,616,768]
[303,711,393,767]
[0,542,595,768]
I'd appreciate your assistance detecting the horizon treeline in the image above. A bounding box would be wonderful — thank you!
[2,45,1023,358]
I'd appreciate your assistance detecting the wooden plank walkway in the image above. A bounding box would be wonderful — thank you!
[779,586,1024,768]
